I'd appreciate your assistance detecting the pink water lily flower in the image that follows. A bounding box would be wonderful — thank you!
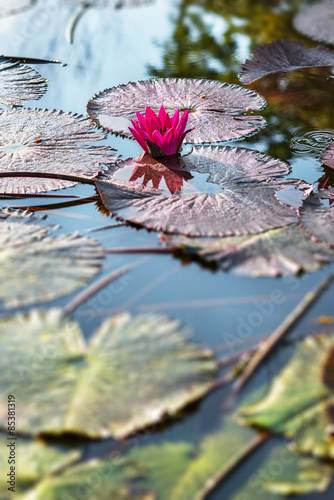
[128,105,194,157]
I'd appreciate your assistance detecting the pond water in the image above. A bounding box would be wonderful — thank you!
[1,0,334,498]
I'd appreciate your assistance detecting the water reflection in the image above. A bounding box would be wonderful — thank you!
[128,153,194,194]
[148,0,305,82]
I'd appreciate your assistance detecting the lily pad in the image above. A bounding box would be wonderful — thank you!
[240,334,334,459]
[23,456,153,500]
[0,55,47,106]
[240,40,334,84]
[65,0,152,6]
[22,419,256,500]
[300,191,334,247]
[321,139,334,169]
[0,211,104,308]
[0,0,33,17]
[294,0,334,46]
[130,419,257,500]
[96,146,306,237]
[22,419,330,500]
[163,224,334,277]
[232,444,332,499]
[0,309,217,438]
[0,435,81,499]
[0,108,118,194]
[87,78,267,143]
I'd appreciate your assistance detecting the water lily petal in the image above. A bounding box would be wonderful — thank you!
[152,129,165,151]
[162,128,176,155]
[145,106,159,131]
[177,109,189,137]
[136,112,151,136]
[129,126,148,152]
[158,105,171,130]
[171,108,180,128]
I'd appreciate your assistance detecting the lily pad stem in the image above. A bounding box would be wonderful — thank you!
[227,273,334,403]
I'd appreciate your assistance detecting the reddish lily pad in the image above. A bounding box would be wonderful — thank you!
[240,40,334,84]
[96,146,307,237]
[294,0,334,46]
[321,140,334,170]
[0,108,118,194]
[300,191,334,248]
[0,55,47,106]
[163,224,334,277]
[87,78,267,143]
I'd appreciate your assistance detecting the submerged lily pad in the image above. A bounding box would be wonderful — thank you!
[232,444,332,499]
[96,146,306,237]
[0,0,33,17]
[240,40,334,84]
[0,108,118,194]
[240,334,334,459]
[23,419,255,500]
[87,78,266,143]
[0,56,47,106]
[0,211,104,308]
[0,435,81,499]
[24,457,152,500]
[21,420,331,500]
[163,224,334,277]
[0,309,217,438]
[300,191,334,247]
[294,0,334,46]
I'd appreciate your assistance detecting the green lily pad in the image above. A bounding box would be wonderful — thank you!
[0,434,80,499]
[0,211,104,308]
[240,334,334,458]
[130,419,256,500]
[0,309,217,438]
[22,457,152,500]
[163,224,334,277]
[21,419,256,500]
[232,444,332,499]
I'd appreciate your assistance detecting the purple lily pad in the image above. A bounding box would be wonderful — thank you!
[95,146,308,237]
[0,210,104,308]
[0,108,118,194]
[240,40,334,85]
[163,224,334,277]
[300,191,334,247]
[87,78,267,143]
[321,141,334,170]
[0,56,47,106]
[294,0,334,46]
